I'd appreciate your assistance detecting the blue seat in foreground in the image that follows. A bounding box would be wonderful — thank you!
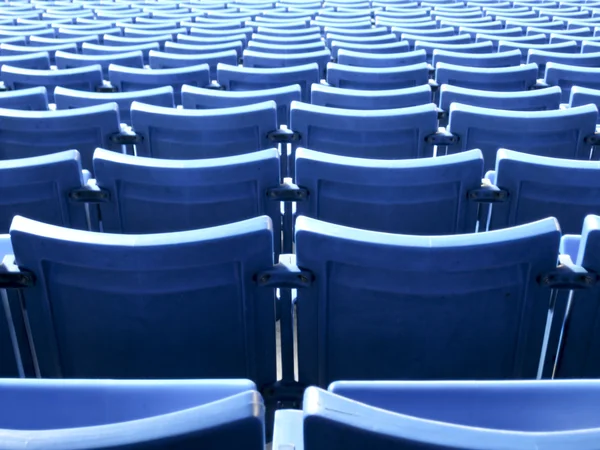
[3,215,277,384]
[272,380,600,450]
[294,215,561,387]
[0,379,265,450]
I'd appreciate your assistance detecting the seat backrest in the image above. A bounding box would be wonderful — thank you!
[93,148,282,253]
[310,84,432,109]
[337,49,427,68]
[0,86,48,110]
[527,50,600,77]
[545,62,600,102]
[8,215,277,385]
[0,150,88,232]
[555,215,600,378]
[569,86,600,124]
[242,48,331,78]
[0,42,76,65]
[0,379,265,450]
[82,42,160,65]
[217,62,319,103]
[131,100,277,160]
[435,62,538,92]
[54,86,175,126]
[326,62,430,90]
[0,103,121,172]
[488,150,600,234]
[1,64,103,103]
[55,50,144,78]
[0,52,50,70]
[432,48,521,68]
[295,215,561,387]
[181,83,301,127]
[446,103,598,170]
[148,49,237,80]
[295,148,482,234]
[290,101,439,164]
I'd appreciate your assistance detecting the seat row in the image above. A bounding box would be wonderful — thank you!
[3,378,600,449]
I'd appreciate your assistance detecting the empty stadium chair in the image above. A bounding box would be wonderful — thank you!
[0,378,265,449]
[324,32,398,47]
[29,34,99,51]
[415,41,494,62]
[295,148,482,234]
[330,41,409,59]
[336,49,427,67]
[272,381,600,450]
[58,26,122,41]
[569,86,600,124]
[432,48,521,68]
[131,100,277,161]
[55,50,144,78]
[3,214,277,382]
[102,33,173,51]
[326,62,429,90]
[82,42,160,65]
[498,41,579,62]
[554,214,600,378]
[445,103,598,170]
[485,149,600,233]
[0,86,48,110]
[292,215,561,386]
[251,32,321,45]
[0,103,123,172]
[149,50,237,79]
[181,84,301,126]
[527,50,600,77]
[217,63,319,103]
[109,64,210,102]
[243,48,331,78]
[54,86,175,126]
[0,42,76,65]
[248,41,326,55]
[165,40,244,57]
[92,148,282,253]
[0,52,50,71]
[311,84,432,109]
[545,62,600,102]
[1,65,104,103]
[434,62,539,93]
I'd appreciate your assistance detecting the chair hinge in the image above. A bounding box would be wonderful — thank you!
[0,256,35,288]
[467,184,509,203]
[585,132,600,146]
[531,80,550,90]
[428,78,439,92]
[538,265,599,290]
[255,262,313,289]
[425,129,458,145]
[267,128,301,143]
[110,130,143,145]
[0,83,11,92]
[69,186,110,203]
[203,82,226,90]
[261,380,306,409]
[95,82,118,93]
[436,107,447,121]
[267,180,308,202]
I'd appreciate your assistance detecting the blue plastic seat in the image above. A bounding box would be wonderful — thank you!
[323,26,389,37]
[0,42,76,65]
[485,149,600,233]
[0,150,88,233]
[102,33,173,51]
[528,26,592,37]
[527,50,600,77]
[0,379,264,449]
[545,62,600,102]
[583,41,600,52]
[0,103,122,172]
[0,28,55,41]
[330,41,409,59]
[324,32,398,47]
[296,148,482,234]
[550,32,600,49]
[1,65,103,103]
[311,83,431,109]
[391,26,456,41]
[109,64,210,102]
[416,41,493,62]
[290,102,439,166]
[475,32,548,50]
[569,86,600,123]
[131,100,277,161]
[401,33,473,50]
[149,50,237,80]
[82,42,160,65]
[326,62,429,90]
[181,84,300,126]
[446,103,598,170]
[336,49,427,67]
[248,41,326,55]
[459,26,524,38]
[498,40,579,62]
[553,215,600,378]
[251,32,321,45]
[189,27,254,40]
[0,86,48,110]
[435,62,539,93]
[165,40,244,57]
[243,48,331,78]
[292,215,561,386]
[28,34,99,51]
[217,63,319,103]
[272,381,600,450]
[4,214,277,382]
[123,26,187,39]
[55,50,144,78]
[54,86,174,126]
[432,48,521,67]
[57,26,121,42]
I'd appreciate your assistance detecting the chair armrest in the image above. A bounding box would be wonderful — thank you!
[484,170,496,186]
[272,410,304,450]
[560,235,581,263]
